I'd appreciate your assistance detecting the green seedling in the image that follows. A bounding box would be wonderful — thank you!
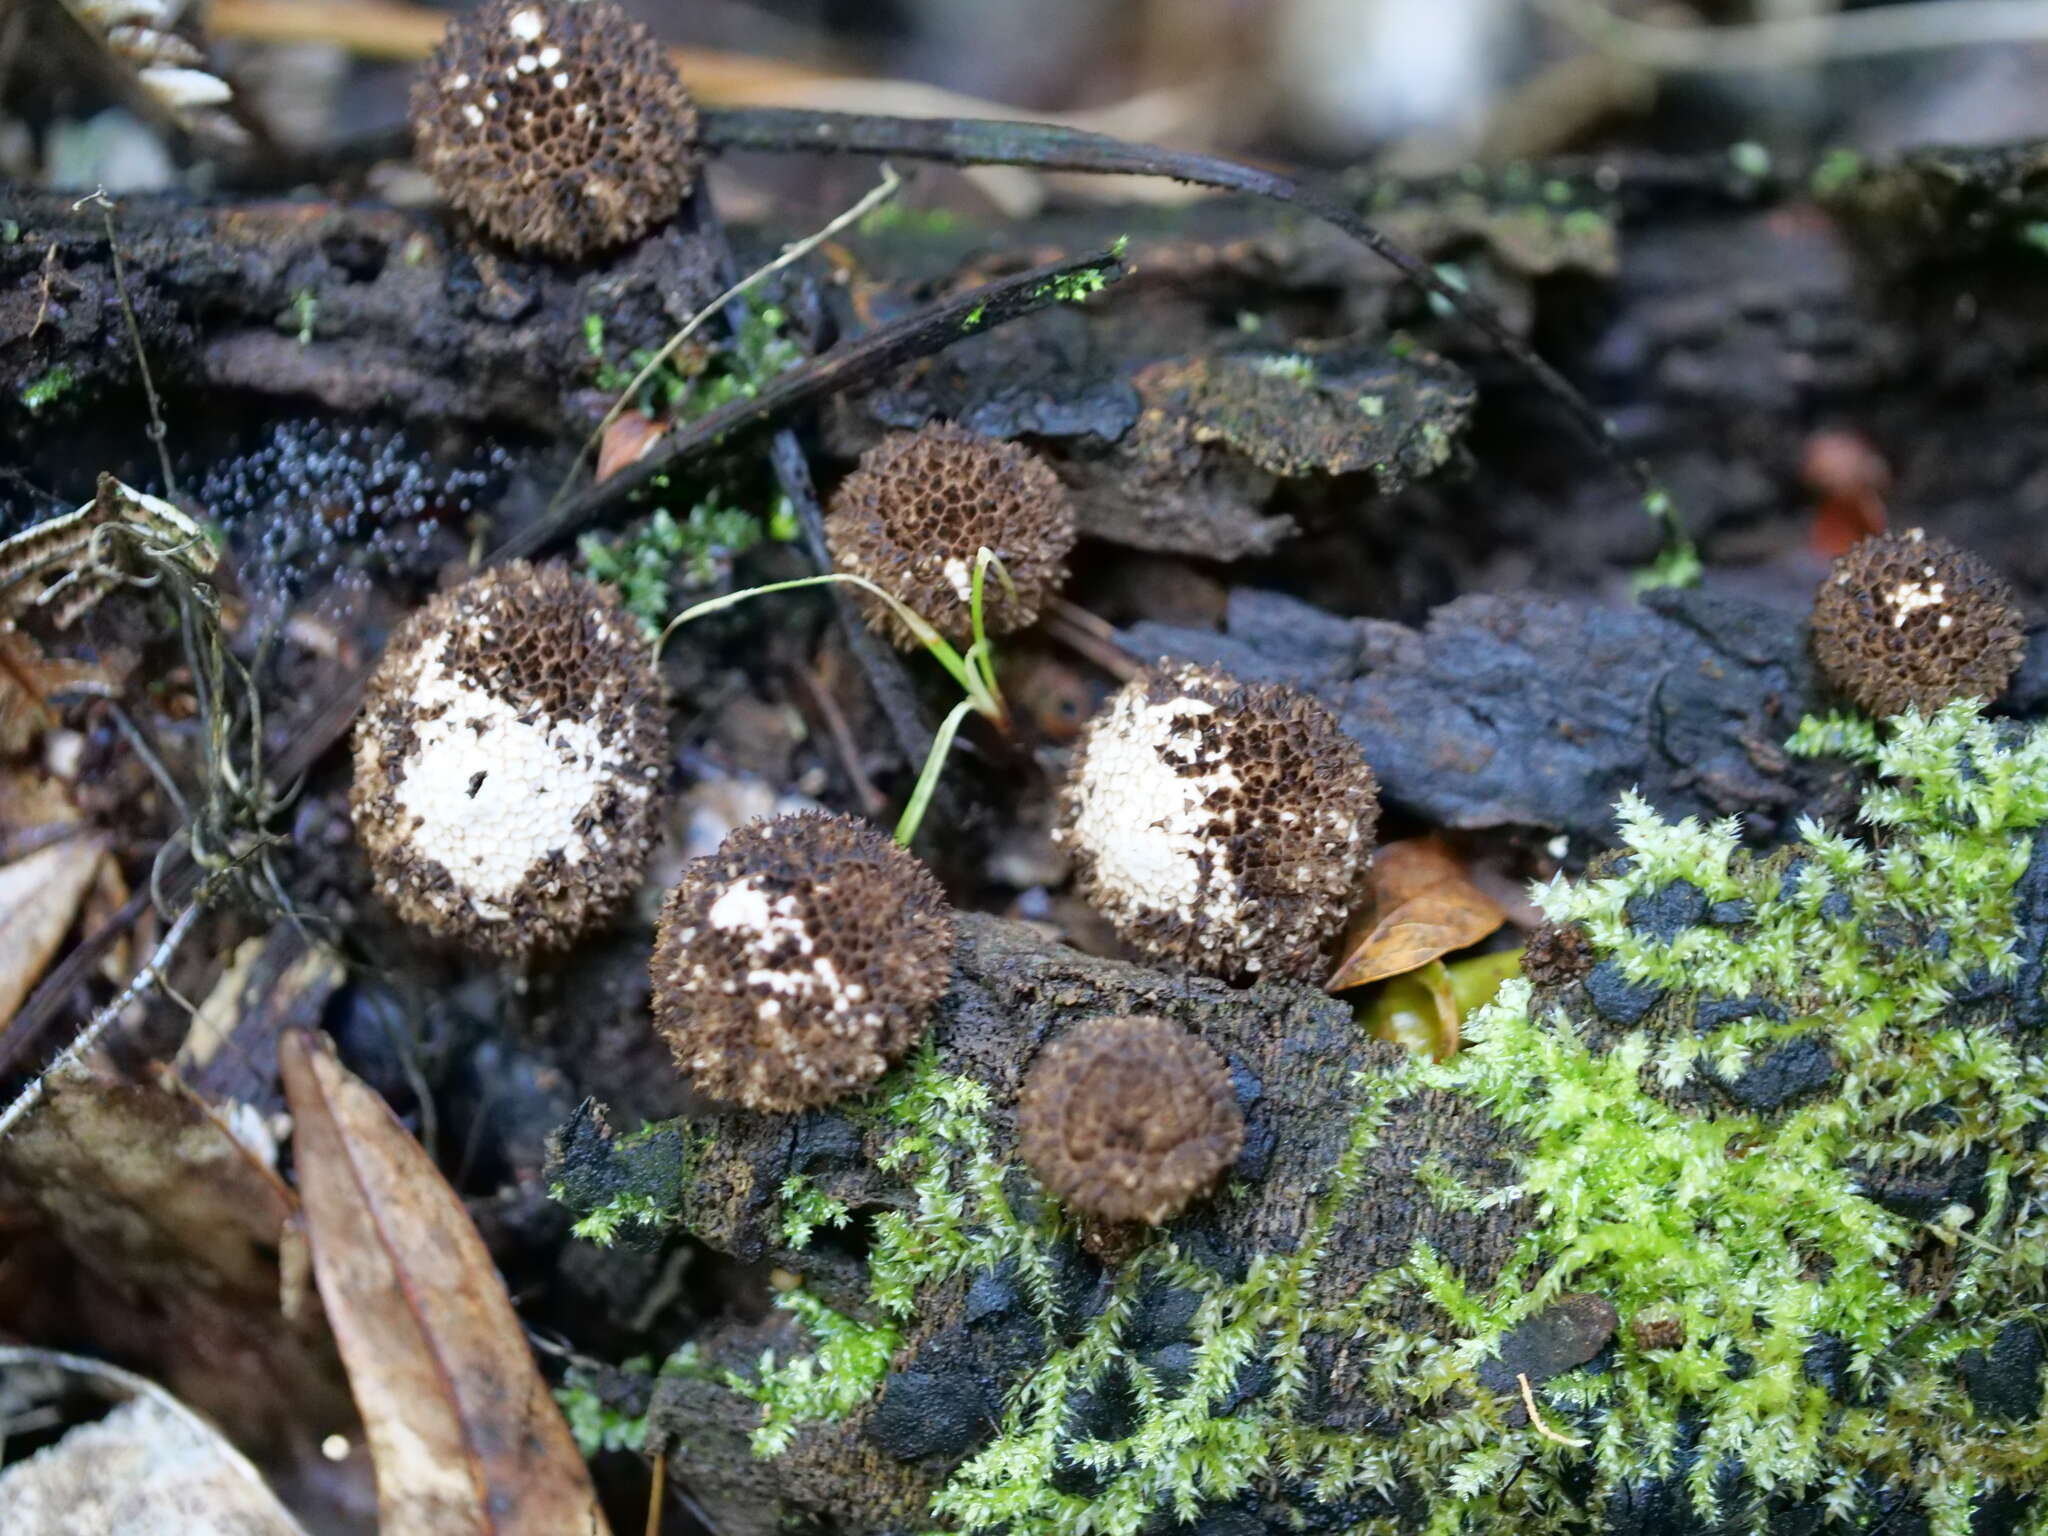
[657,547,1018,846]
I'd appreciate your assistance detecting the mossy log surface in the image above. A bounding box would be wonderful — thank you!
[552,911,1531,1534]
[552,709,2048,1536]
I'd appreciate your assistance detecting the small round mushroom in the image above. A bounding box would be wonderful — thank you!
[825,423,1075,648]
[410,0,701,260]
[1810,529,2024,717]
[350,561,666,958]
[1018,1015,1243,1226]
[1056,662,1379,981]
[650,812,955,1112]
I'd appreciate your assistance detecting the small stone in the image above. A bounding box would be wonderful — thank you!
[1700,1035,1838,1112]
[1476,1293,1620,1395]
[865,1370,999,1462]
[1960,1322,2045,1422]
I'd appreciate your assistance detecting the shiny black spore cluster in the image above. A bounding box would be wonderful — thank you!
[196,420,505,611]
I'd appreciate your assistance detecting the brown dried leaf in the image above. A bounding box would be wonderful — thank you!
[0,833,108,1027]
[278,1030,609,1536]
[595,411,666,484]
[0,1061,358,1469]
[1327,835,1507,991]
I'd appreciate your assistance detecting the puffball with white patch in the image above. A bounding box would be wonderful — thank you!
[650,812,955,1112]
[1057,662,1380,982]
[350,562,668,959]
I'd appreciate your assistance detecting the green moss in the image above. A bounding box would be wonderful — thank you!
[578,493,788,635]
[727,1289,902,1457]
[556,1349,702,1456]
[597,702,2048,1532]
[19,365,74,413]
[563,1188,677,1246]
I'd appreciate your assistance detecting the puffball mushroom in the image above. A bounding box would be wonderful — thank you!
[650,812,955,1112]
[410,0,701,260]
[1810,528,2025,718]
[1019,1015,1243,1227]
[1056,662,1380,982]
[824,423,1076,648]
[350,562,667,959]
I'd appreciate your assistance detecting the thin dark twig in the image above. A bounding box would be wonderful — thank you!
[698,107,1670,514]
[488,241,1129,563]
[686,183,944,799]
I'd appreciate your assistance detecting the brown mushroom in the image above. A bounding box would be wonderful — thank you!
[410,0,701,259]
[350,562,667,958]
[825,423,1075,648]
[1056,662,1380,981]
[1018,1015,1243,1227]
[1809,529,2024,718]
[650,812,955,1112]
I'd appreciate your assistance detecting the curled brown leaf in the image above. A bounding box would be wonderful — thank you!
[1327,835,1507,992]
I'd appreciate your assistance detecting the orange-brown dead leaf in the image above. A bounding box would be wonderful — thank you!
[0,833,108,1028]
[0,1060,359,1470]
[279,1029,609,1536]
[1327,836,1507,991]
[596,412,668,485]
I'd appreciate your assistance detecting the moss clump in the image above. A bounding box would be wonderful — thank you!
[568,703,2048,1535]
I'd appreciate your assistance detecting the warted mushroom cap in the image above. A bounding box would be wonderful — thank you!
[351,562,666,958]
[1811,529,2024,717]
[825,424,1075,648]
[1019,1015,1243,1226]
[651,812,955,1112]
[410,0,700,259]
[1056,662,1379,981]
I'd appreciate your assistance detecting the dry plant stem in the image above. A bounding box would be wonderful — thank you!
[78,192,179,498]
[491,243,1129,561]
[1535,0,2048,71]
[0,898,200,1141]
[551,163,905,515]
[1517,1372,1592,1448]
[687,180,945,798]
[697,107,1653,506]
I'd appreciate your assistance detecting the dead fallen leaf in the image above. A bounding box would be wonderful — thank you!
[0,1347,311,1536]
[278,1029,610,1536]
[180,925,345,1122]
[1327,836,1508,991]
[0,1060,359,1475]
[0,833,109,1027]
[595,411,666,484]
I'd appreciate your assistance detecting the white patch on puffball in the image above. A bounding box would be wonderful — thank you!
[390,646,646,922]
[1063,691,1257,955]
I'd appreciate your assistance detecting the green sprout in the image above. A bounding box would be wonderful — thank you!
[657,547,1018,847]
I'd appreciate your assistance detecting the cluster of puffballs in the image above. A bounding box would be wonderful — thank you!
[348,418,1385,1230]
[348,505,2028,1235]
[375,0,2032,1231]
